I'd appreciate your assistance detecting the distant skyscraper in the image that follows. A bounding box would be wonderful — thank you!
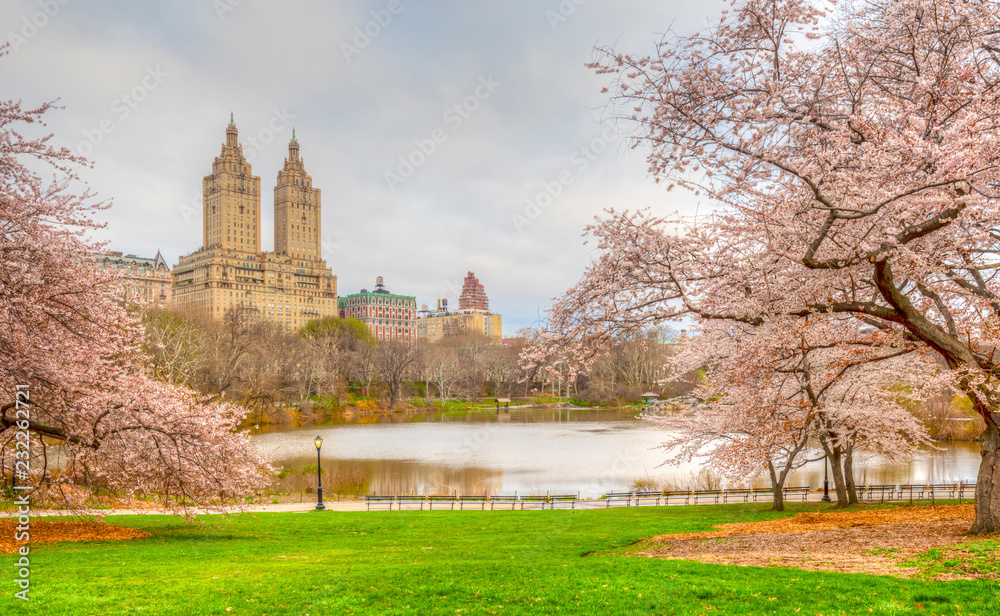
[458,271,489,312]
[172,116,338,328]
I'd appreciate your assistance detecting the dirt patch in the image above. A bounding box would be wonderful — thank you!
[0,520,150,553]
[636,505,998,580]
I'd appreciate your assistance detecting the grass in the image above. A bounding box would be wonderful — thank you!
[3,503,998,615]
[900,539,1000,579]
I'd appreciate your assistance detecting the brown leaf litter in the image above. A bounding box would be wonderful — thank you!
[0,520,149,554]
[635,504,998,580]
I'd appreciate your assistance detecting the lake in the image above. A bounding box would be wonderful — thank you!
[251,407,982,498]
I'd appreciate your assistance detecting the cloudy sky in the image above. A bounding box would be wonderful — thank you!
[3,0,725,333]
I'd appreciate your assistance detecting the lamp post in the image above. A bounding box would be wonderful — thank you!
[314,435,326,511]
[821,452,831,503]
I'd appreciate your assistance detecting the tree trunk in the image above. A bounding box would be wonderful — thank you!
[767,461,785,512]
[817,435,849,507]
[843,445,859,505]
[825,446,849,508]
[970,422,1000,535]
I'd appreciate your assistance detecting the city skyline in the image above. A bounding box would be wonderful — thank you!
[1,0,723,332]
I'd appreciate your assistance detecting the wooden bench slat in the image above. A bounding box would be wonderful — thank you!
[490,495,519,510]
[604,491,633,507]
[782,486,810,502]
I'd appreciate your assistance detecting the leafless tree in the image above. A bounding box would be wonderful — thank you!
[376,341,421,408]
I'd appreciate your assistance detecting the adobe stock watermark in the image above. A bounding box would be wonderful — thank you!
[177,109,294,225]
[341,0,412,63]
[545,0,588,31]
[178,189,203,227]
[12,384,32,602]
[384,75,501,192]
[5,0,72,54]
[511,124,616,234]
[321,235,341,261]
[241,107,295,163]
[438,276,463,306]
[74,65,168,158]
[212,0,242,20]
[452,420,501,466]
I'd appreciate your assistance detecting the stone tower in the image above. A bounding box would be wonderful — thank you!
[202,113,262,253]
[173,116,338,330]
[273,129,322,261]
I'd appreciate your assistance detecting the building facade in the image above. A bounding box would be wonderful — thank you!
[172,117,338,328]
[338,277,417,343]
[458,271,489,311]
[417,272,502,343]
[97,250,173,305]
[416,311,502,343]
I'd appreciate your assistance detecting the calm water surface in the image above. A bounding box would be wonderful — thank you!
[250,408,981,498]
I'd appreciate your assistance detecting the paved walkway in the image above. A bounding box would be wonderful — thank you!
[0,492,872,517]
[0,500,363,517]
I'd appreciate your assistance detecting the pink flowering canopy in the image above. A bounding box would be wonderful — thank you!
[0,95,271,514]
[528,0,1000,532]
[652,317,937,489]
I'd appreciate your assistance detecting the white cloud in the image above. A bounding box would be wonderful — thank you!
[2,0,725,333]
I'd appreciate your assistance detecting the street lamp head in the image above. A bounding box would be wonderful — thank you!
[314,435,323,450]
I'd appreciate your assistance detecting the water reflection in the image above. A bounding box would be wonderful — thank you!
[786,445,982,489]
[275,458,504,497]
[249,406,643,433]
[251,410,981,499]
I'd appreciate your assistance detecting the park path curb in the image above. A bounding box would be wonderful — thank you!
[0,493,853,517]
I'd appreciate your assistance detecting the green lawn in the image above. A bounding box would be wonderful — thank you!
[3,504,998,615]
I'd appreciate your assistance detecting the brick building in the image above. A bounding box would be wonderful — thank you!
[338,277,417,343]
[458,271,489,311]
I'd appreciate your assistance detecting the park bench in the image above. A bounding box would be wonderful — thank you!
[664,490,692,505]
[898,484,926,501]
[926,483,957,502]
[549,494,578,509]
[751,488,774,503]
[692,489,722,505]
[397,495,427,510]
[723,488,751,503]
[634,491,663,506]
[604,492,633,507]
[490,494,519,510]
[427,495,457,510]
[958,483,976,502]
[459,495,489,510]
[520,495,549,510]
[365,495,395,511]
[863,485,898,502]
[782,486,811,502]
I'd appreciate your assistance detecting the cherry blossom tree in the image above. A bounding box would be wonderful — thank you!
[0,95,271,513]
[531,0,1000,532]
[650,316,934,510]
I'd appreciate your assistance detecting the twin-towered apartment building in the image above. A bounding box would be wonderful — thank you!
[104,117,501,343]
